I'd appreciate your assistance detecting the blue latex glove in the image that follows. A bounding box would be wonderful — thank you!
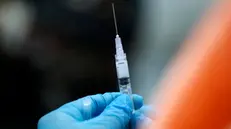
[131,105,153,129]
[38,92,144,129]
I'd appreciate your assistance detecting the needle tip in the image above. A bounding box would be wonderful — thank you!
[112,3,119,35]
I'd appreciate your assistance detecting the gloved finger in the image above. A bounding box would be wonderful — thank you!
[132,105,153,122]
[89,93,143,117]
[88,92,123,117]
[59,92,121,121]
[131,105,154,129]
[89,94,143,117]
[132,94,144,110]
[85,94,133,129]
[131,114,153,129]
[136,105,153,115]
[132,105,154,122]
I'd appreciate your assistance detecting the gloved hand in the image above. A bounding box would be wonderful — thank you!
[131,105,154,129]
[38,92,147,129]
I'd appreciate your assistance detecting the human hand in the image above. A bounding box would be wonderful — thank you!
[131,105,153,129]
[38,92,145,129]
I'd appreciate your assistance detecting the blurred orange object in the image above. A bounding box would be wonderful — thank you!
[148,1,231,129]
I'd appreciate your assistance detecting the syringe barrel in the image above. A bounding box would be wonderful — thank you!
[115,54,134,110]
[114,35,134,110]
[115,54,130,77]
[118,77,132,94]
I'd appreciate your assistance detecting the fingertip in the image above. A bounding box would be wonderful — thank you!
[139,105,153,114]
[132,94,144,110]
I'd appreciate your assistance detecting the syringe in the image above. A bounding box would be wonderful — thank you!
[112,3,133,101]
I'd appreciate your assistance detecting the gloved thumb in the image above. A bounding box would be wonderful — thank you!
[84,94,133,129]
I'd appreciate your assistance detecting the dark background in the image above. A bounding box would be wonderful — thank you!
[0,0,140,128]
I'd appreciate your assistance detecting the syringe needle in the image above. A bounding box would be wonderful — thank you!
[112,3,119,35]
